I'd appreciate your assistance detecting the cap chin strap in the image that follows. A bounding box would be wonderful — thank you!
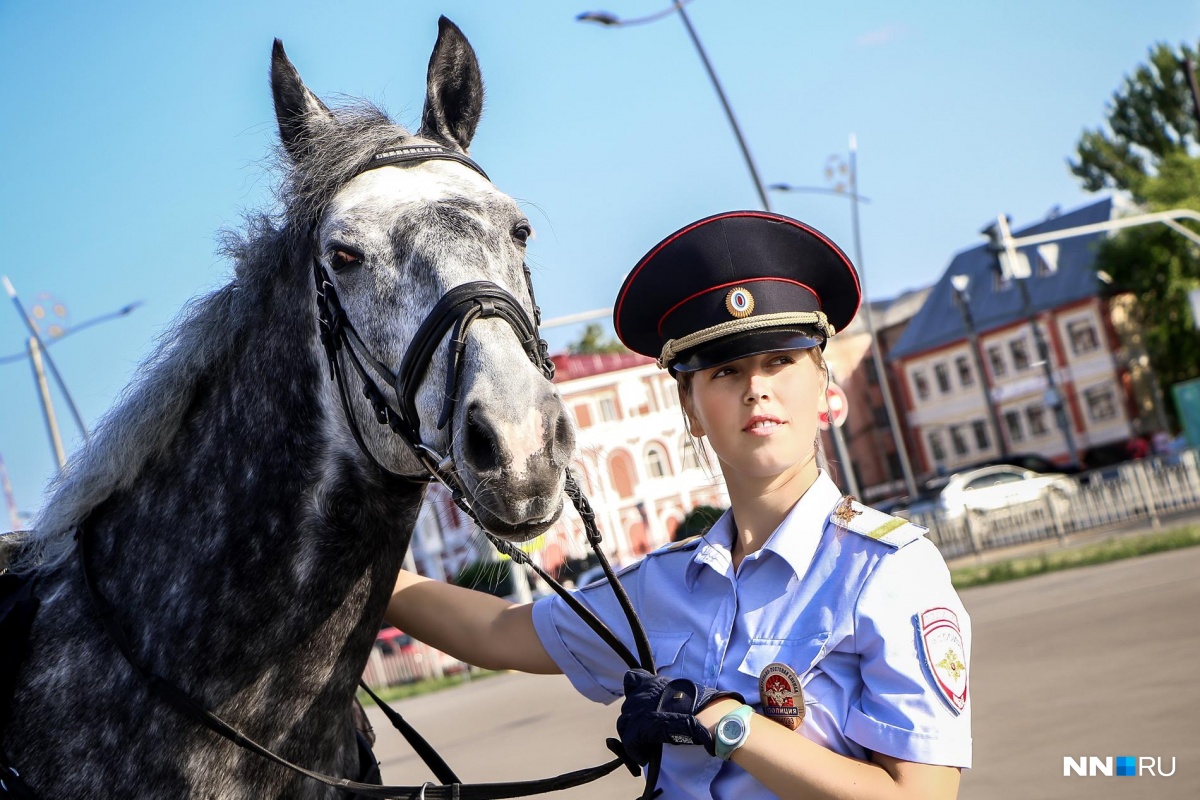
[657,311,833,369]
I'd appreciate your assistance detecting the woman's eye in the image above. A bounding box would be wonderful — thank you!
[512,223,532,245]
[712,367,734,379]
[329,248,363,272]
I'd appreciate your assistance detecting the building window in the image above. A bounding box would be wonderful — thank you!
[1026,405,1049,436]
[972,420,990,450]
[1010,338,1031,371]
[644,444,669,478]
[598,396,619,422]
[950,426,969,457]
[608,450,636,499]
[681,440,701,471]
[1035,243,1059,276]
[1067,319,1100,355]
[872,404,889,427]
[1004,409,1025,443]
[573,403,593,429]
[934,363,952,394]
[987,346,1007,378]
[928,431,946,462]
[913,370,930,400]
[1085,386,1118,422]
[955,355,974,387]
[864,357,879,385]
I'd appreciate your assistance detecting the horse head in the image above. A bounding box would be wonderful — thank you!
[271,18,574,541]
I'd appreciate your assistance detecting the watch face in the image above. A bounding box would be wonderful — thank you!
[718,716,746,743]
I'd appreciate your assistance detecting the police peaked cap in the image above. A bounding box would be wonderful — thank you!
[613,211,861,373]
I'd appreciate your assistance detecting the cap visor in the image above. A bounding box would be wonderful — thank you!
[671,327,825,373]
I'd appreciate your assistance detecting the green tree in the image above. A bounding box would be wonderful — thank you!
[567,323,627,355]
[674,504,725,541]
[1071,42,1200,399]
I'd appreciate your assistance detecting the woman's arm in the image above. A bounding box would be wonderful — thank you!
[695,700,961,800]
[386,569,561,675]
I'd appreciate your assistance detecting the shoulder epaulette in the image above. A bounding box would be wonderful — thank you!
[831,497,927,549]
[647,534,704,556]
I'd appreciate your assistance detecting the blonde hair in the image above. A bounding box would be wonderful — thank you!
[674,347,829,475]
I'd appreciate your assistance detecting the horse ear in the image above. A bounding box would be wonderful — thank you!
[417,17,484,153]
[270,39,334,163]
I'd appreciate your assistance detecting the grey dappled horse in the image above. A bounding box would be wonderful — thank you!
[3,19,573,798]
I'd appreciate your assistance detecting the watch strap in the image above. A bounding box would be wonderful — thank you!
[714,704,755,761]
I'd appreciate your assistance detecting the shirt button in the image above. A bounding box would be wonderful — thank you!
[707,667,716,677]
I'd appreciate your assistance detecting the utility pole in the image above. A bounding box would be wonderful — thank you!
[28,336,67,469]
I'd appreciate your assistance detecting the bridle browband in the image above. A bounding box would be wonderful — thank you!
[66,142,664,800]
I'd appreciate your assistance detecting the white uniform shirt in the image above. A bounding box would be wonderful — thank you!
[532,472,972,799]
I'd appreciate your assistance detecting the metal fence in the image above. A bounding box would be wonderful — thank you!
[361,639,470,689]
[911,450,1200,560]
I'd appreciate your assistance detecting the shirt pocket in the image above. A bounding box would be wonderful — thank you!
[647,630,692,678]
[736,632,831,695]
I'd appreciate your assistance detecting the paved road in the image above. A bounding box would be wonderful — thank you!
[368,547,1200,798]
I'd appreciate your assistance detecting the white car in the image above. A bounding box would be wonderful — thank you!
[936,465,1076,520]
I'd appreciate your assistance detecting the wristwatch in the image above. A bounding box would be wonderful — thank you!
[714,704,755,761]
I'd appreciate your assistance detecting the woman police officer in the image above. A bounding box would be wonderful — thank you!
[388,211,972,799]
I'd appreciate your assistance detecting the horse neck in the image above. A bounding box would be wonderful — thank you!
[84,244,424,687]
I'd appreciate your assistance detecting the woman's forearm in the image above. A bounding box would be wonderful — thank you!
[697,700,960,800]
[385,569,559,674]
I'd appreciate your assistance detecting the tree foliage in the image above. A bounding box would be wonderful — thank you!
[1072,42,1200,400]
[567,323,627,355]
[1070,42,1200,198]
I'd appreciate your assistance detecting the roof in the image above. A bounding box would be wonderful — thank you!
[841,286,933,336]
[889,198,1113,361]
[549,351,655,382]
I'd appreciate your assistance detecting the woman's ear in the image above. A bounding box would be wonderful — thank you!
[679,383,705,437]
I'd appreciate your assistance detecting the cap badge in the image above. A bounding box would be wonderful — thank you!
[758,662,804,730]
[917,608,968,714]
[725,287,755,319]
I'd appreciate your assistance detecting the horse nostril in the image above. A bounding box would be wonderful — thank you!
[553,411,574,458]
[464,407,502,472]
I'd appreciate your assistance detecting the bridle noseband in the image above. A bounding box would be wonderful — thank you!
[312,143,555,490]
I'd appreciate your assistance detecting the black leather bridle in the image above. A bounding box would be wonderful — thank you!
[62,143,665,800]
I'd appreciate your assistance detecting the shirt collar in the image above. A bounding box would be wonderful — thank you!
[686,471,843,589]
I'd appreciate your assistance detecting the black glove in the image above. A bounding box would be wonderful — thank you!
[615,669,744,766]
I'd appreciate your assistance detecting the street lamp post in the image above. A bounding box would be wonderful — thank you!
[771,137,919,499]
[983,215,1081,469]
[1,281,142,471]
[577,1,773,211]
[949,274,1009,460]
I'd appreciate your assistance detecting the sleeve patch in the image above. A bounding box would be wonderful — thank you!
[916,607,969,715]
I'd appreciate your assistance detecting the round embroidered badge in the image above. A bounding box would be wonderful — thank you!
[725,287,755,318]
[758,662,804,730]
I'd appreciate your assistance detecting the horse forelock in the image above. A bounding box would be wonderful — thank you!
[275,99,420,240]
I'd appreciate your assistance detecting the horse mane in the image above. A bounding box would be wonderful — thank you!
[14,101,416,575]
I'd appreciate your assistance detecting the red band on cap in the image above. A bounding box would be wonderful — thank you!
[655,277,821,337]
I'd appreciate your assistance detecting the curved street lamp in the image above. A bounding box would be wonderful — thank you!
[577,1,773,212]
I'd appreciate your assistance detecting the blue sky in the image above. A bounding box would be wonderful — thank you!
[1,1,1197,520]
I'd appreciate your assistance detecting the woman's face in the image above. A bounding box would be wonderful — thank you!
[682,349,825,482]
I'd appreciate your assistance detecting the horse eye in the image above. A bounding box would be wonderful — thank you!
[512,223,532,245]
[329,248,363,272]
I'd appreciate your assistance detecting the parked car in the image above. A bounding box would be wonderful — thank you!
[935,465,1077,520]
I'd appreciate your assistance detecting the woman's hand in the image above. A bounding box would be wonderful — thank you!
[614,669,743,765]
